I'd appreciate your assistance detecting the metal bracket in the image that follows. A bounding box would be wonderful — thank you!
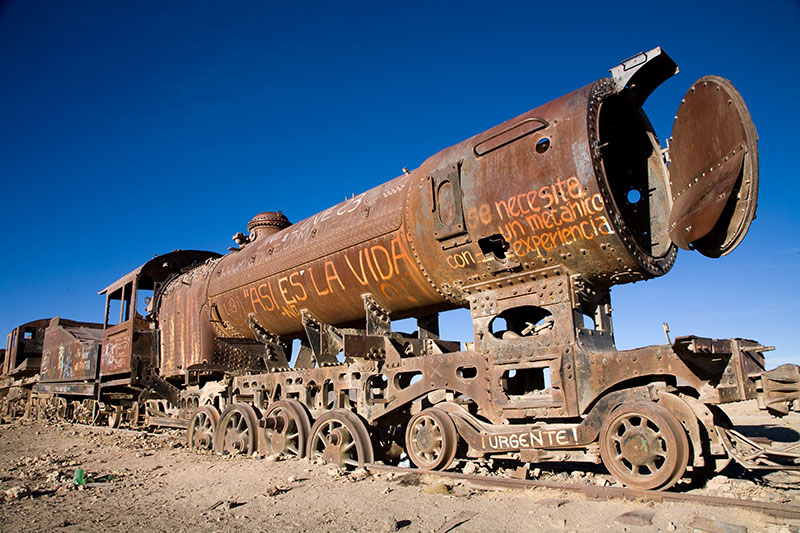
[417,314,440,340]
[301,310,342,366]
[247,313,290,370]
[363,293,391,336]
[139,370,181,407]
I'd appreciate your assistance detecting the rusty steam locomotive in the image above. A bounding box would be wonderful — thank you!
[2,47,798,491]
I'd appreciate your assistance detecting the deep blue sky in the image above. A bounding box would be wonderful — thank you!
[1,1,798,367]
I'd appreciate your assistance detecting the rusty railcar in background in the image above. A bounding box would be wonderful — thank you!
[9,47,800,491]
[0,319,50,417]
[32,317,104,423]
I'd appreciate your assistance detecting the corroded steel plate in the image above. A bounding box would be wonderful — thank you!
[668,76,758,257]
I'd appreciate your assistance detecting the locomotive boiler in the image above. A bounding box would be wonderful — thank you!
[6,47,798,492]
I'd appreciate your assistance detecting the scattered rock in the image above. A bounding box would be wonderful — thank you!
[3,485,30,501]
[263,486,286,497]
[688,516,747,533]
[705,476,730,491]
[424,483,451,495]
[396,474,421,486]
[350,468,369,481]
[615,510,655,527]
[383,517,400,532]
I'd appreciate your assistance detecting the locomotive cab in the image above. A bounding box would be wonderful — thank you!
[98,250,221,385]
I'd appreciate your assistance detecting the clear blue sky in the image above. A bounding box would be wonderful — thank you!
[1,1,798,368]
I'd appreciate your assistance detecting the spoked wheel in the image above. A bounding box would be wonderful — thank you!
[129,401,142,428]
[39,397,58,421]
[262,400,311,458]
[307,409,374,469]
[107,405,123,428]
[187,406,220,451]
[405,408,458,470]
[90,401,105,426]
[214,404,259,456]
[56,398,70,420]
[599,401,689,490]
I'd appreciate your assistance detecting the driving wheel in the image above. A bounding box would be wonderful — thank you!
[214,404,259,456]
[262,400,311,458]
[599,401,689,490]
[307,409,373,469]
[187,405,220,451]
[405,408,458,470]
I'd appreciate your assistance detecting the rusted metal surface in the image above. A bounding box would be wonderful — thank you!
[38,318,102,383]
[34,317,103,396]
[668,76,759,257]
[157,259,219,378]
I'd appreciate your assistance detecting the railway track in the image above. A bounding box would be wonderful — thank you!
[365,463,800,521]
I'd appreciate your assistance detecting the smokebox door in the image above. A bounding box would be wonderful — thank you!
[668,75,758,258]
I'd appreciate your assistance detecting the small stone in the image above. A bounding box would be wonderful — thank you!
[705,476,730,491]
[688,516,747,533]
[666,522,676,531]
[462,462,477,475]
[423,483,451,495]
[252,452,262,460]
[287,476,297,483]
[264,454,281,463]
[264,486,283,497]
[615,510,654,527]
[383,517,399,532]
[3,486,30,501]
[351,468,369,481]
[382,487,392,494]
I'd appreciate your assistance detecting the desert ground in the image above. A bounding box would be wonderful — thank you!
[1,400,798,533]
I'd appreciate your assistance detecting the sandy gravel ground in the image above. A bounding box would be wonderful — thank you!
[0,401,798,532]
